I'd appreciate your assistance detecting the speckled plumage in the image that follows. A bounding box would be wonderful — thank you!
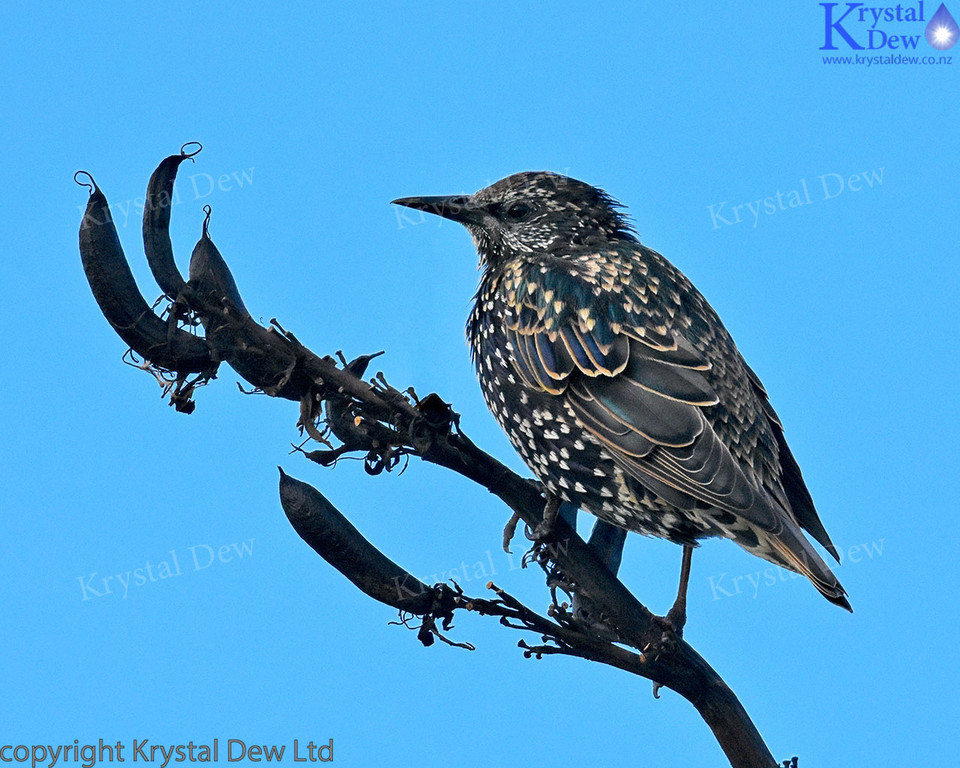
[395,172,849,610]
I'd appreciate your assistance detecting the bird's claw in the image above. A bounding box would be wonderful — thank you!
[502,512,522,553]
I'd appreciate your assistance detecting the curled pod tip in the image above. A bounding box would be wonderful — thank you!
[179,141,203,159]
[73,171,98,195]
[202,204,212,237]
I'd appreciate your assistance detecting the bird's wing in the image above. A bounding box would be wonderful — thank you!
[497,253,849,609]
[742,362,840,560]
[500,260,781,532]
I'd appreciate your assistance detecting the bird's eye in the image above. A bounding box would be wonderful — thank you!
[505,202,532,221]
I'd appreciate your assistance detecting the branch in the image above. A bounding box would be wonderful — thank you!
[278,471,775,768]
[76,148,779,768]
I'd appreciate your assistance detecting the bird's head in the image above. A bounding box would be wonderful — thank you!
[393,171,636,269]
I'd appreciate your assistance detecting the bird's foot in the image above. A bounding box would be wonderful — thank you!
[530,493,560,541]
[643,594,688,668]
[663,594,687,639]
[501,493,562,553]
[642,616,684,672]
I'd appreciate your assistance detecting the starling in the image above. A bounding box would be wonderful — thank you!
[393,173,850,613]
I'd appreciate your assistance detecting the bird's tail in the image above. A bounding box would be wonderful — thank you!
[754,522,852,611]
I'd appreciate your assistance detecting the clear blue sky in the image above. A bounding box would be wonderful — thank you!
[2,2,958,766]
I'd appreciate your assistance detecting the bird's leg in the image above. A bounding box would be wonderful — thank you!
[664,544,694,637]
[644,545,694,669]
[587,519,627,575]
[534,492,561,540]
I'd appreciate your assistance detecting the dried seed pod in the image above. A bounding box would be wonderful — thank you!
[187,205,249,316]
[278,469,437,614]
[76,172,213,374]
[142,142,203,299]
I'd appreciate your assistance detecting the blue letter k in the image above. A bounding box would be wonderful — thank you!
[820,3,865,49]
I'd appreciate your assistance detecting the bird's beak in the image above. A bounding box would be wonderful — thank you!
[391,195,484,226]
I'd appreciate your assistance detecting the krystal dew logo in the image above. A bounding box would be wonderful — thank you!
[820,2,959,55]
[926,2,960,44]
